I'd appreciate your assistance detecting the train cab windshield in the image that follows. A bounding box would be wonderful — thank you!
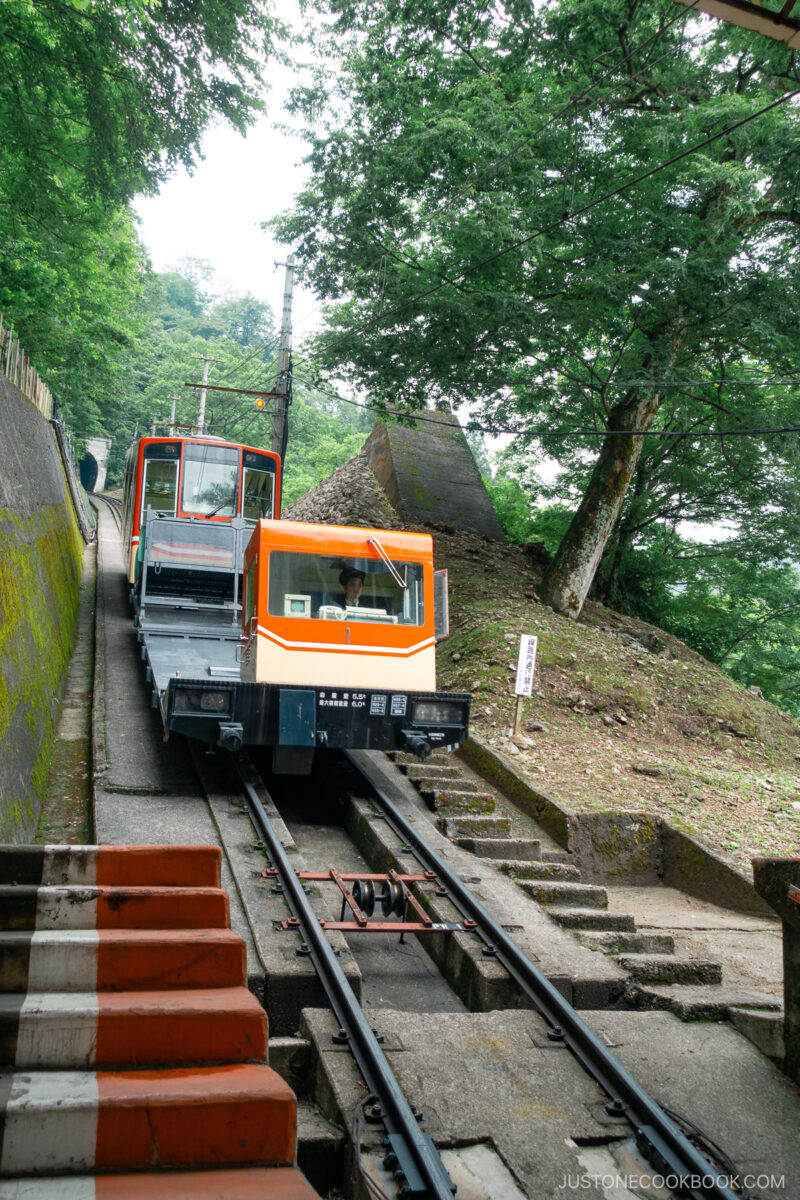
[266,550,425,626]
[182,443,239,517]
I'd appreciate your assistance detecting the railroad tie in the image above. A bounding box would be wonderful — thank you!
[0,843,321,1198]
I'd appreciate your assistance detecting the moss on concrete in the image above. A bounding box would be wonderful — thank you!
[0,503,82,841]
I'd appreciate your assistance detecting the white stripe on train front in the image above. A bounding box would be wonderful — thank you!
[255,626,435,656]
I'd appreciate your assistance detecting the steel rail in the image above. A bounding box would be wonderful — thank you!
[95,493,123,534]
[232,750,455,1200]
[346,750,742,1200]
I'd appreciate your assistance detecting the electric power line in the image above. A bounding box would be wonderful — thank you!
[376,0,705,243]
[292,1,707,332]
[292,370,800,440]
[357,86,800,337]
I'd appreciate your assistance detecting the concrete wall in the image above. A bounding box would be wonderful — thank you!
[0,375,83,841]
[363,415,505,541]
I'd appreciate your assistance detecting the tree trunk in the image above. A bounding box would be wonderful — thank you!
[540,389,662,618]
[595,461,649,605]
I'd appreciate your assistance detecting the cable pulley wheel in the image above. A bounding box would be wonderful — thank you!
[352,878,377,917]
[380,879,405,917]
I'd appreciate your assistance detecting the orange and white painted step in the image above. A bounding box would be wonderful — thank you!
[0,1166,321,1198]
[0,844,229,931]
[0,844,321,1198]
[0,1063,296,1174]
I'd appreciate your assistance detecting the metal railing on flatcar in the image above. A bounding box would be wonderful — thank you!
[137,509,248,627]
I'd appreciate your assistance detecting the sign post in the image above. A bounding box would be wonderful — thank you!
[513,634,538,737]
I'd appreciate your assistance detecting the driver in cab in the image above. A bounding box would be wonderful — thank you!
[339,567,365,608]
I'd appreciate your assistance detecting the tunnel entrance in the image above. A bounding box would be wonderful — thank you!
[79,453,98,493]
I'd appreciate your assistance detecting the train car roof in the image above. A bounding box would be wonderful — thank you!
[250,518,433,560]
[131,434,279,456]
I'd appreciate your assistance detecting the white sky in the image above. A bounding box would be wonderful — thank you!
[133,4,319,332]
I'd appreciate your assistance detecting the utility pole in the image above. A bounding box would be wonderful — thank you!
[169,396,178,433]
[272,253,296,459]
[190,355,219,434]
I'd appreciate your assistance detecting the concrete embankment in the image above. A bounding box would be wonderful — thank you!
[0,374,84,841]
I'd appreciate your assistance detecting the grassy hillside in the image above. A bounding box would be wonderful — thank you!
[432,527,800,873]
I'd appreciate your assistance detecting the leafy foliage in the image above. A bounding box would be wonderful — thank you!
[275,0,800,611]
[98,266,369,508]
[0,0,278,436]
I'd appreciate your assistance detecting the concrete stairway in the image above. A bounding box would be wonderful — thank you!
[0,843,320,1199]
[391,753,723,993]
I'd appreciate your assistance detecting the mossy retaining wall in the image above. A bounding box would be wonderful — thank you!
[0,376,83,841]
[461,733,770,913]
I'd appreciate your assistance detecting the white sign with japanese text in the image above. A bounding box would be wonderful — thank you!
[515,634,538,696]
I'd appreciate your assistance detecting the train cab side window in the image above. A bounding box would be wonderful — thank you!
[242,467,275,521]
[141,459,178,518]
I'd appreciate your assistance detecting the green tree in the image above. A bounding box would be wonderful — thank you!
[274,0,800,618]
[0,0,278,436]
[280,389,372,506]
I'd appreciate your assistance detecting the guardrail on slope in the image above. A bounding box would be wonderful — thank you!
[0,313,53,419]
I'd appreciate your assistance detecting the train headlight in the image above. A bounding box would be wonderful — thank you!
[173,688,233,716]
[412,700,466,726]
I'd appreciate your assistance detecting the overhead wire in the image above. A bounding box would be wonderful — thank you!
[285,74,800,438]
[382,0,705,238]
[283,0,799,412]
[292,370,800,440]
[204,334,280,386]
[302,83,800,357]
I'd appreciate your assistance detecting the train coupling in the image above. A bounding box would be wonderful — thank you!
[218,722,245,753]
[401,730,433,761]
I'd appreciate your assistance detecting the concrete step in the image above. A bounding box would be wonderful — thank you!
[616,953,722,986]
[541,849,571,865]
[438,816,512,839]
[549,908,635,931]
[496,861,580,882]
[388,751,453,767]
[420,789,496,816]
[417,777,487,798]
[401,763,462,783]
[637,984,783,1022]
[297,1100,346,1196]
[519,880,608,908]
[577,931,676,955]
[729,1007,785,1061]
[0,885,230,931]
[454,837,542,861]
[0,1167,321,1199]
[0,844,221,889]
[0,928,247,993]
[0,1064,296,1174]
[0,987,267,1069]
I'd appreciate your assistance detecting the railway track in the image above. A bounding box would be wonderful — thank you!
[226,747,744,1200]
[93,491,123,532]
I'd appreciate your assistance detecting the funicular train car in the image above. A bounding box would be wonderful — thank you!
[122,435,281,582]
[123,434,470,773]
